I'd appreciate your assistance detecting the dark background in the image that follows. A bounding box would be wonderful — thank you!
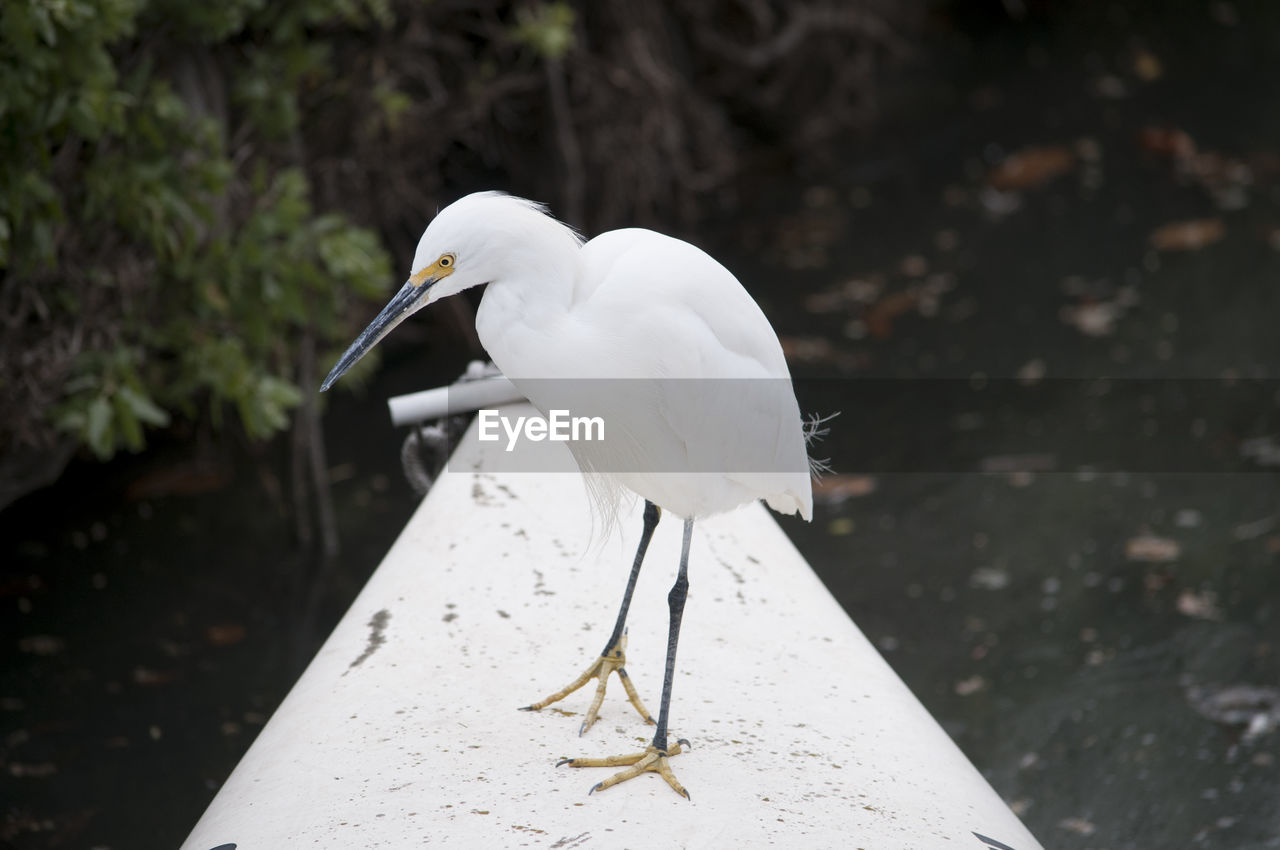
[5,2,1280,848]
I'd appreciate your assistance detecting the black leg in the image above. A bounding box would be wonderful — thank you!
[556,515,693,798]
[652,517,693,756]
[602,501,661,655]
[521,501,660,732]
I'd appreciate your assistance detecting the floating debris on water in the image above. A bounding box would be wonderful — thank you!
[812,474,877,505]
[1149,218,1226,251]
[1176,588,1222,620]
[1124,535,1181,562]
[1187,684,1280,745]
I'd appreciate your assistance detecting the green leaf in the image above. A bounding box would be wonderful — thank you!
[512,2,576,61]
[118,384,170,427]
[86,396,114,459]
[112,392,144,451]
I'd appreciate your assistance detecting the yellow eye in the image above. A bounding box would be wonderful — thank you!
[439,255,453,268]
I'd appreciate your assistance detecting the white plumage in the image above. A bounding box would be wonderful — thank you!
[424,193,812,521]
[321,191,814,799]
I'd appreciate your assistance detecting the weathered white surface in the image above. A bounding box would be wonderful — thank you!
[184,405,1042,850]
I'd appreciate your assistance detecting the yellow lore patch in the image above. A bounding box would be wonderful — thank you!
[410,253,456,287]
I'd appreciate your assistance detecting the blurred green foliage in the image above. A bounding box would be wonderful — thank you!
[2,0,904,478]
[512,1,575,61]
[1,0,392,460]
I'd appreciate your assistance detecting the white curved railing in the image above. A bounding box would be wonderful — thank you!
[183,395,1043,850]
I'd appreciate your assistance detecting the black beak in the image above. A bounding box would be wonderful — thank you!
[320,279,431,392]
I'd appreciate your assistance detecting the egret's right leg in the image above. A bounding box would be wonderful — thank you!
[556,516,695,799]
[520,501,660,735]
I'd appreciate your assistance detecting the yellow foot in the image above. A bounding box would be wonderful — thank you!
[519,633,655,735]
[557,741,692,799]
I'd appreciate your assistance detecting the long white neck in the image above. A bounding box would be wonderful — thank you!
[474,214,582,378]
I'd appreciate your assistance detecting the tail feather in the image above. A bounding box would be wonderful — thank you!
[803,411,839,481]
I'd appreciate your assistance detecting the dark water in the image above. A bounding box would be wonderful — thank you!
[759,5,1280,847]
[0,363,429,849]
[5,4,1280,849]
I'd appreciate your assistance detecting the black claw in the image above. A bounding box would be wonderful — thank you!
[588,782,602,796]
[578,722,588,737]
[677,737,691,750]
[682,789,691,801]
[518,705,535,712]
[556,758,574,767]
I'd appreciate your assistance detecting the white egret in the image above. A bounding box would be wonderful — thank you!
[321,192,813,798]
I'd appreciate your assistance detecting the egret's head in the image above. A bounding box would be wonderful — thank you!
[320,192,576,392]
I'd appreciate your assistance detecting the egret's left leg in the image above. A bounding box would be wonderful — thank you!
[521,502,660,734]
[558,517,695,799]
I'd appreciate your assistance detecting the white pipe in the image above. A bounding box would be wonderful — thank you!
[386,375,523,426]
